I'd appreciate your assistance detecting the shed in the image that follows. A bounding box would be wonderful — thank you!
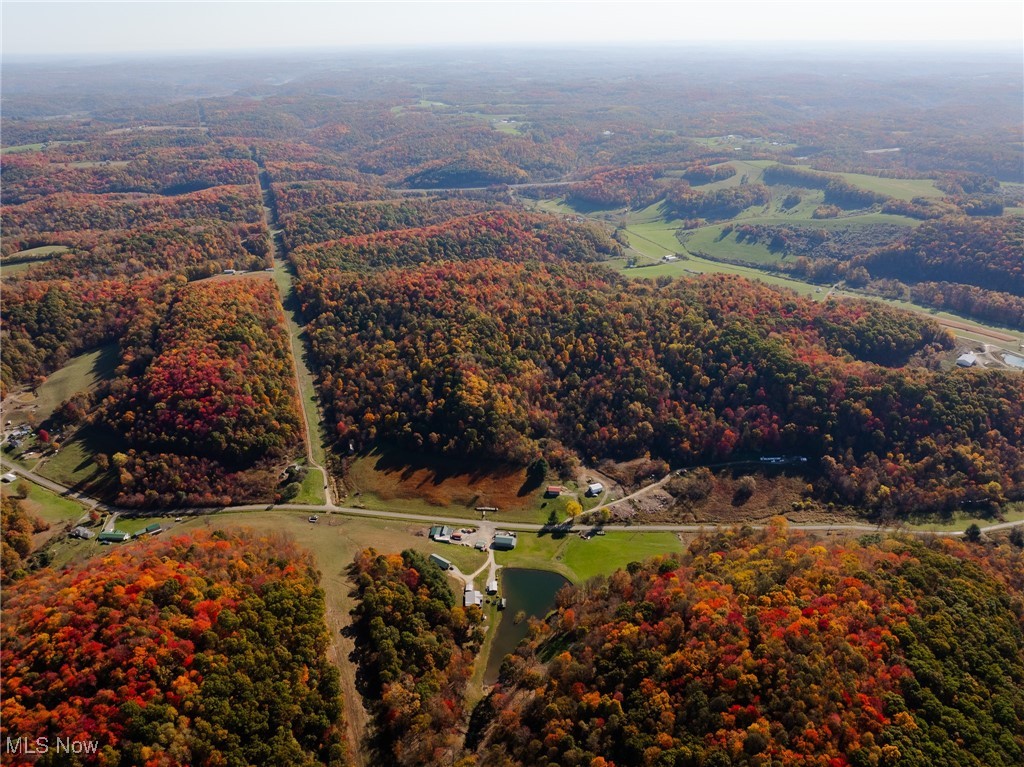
[1,472,17,483]
[143,523,162,535]
[429,553,452,570]
[544,485,563,498]
[464,586,482,608]
[956,353,978,368]
[71,526,95,540]
[493,532,517,551]
[487,579,499,594]
[586,482,604,496]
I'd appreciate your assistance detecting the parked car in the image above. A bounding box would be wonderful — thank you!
[308,515,319,523]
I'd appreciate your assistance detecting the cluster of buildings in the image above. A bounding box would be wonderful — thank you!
[429,526,518,551]
[72,522,163,544]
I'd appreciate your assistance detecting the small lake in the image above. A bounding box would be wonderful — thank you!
[1003,353,1024,370]
[484,568,569,685]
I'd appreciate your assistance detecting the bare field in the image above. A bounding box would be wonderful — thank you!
[345,448,545,521]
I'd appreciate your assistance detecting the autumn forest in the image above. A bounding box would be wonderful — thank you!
[1,44,1023,767]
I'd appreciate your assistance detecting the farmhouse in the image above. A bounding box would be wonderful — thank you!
[70,526,95,540]
[493,531,518,550]
[487,578,499,594]
[464,586,483,607]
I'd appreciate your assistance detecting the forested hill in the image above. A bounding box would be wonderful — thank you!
[0,530,349,767]
[291,207,1024,514]
[474,525,1024,767]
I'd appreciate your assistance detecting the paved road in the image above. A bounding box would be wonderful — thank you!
[3,458,1021,538]
[388,180,570,195]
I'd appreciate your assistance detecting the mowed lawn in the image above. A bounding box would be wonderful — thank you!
[495,529,685,584]
[2,478,87,528]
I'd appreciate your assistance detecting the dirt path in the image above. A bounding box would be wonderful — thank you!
[320,564,371,767]
[254,161,366,761]
[255,162,334,507]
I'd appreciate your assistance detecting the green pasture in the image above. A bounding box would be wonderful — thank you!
[1,478,87,527]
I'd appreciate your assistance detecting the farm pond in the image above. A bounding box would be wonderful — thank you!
[484,568,570,685]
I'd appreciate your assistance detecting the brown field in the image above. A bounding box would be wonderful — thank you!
[935,316,1017,342]
[346,448,536,515]
[609,469,861,526]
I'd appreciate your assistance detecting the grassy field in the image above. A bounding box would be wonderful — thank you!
[2,478,87,527]
[539,193,1022,350]
[1,260,42,277]
[114,515,178,535]
[0,143,45,154]
[493,529,685,584]
[683,225,780,265]
[36,426,122,491]
[617,223,825,297]
[273,260,330,469]
[903,502,1024,534]
[5,344,119,429]
[688,160,944,201]
[293,466,327,505]
[427,539,488,573]
[814,168,943,201]
[676,212,918,268]
[1,245,71,278]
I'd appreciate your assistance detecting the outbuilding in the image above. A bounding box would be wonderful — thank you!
[98,530,131,543]
[429,553,453,570]
[429,525,454,542]
[586,482,604,496]
[493,532,518,550]
[956,353,978,368]
[464,586,482,608]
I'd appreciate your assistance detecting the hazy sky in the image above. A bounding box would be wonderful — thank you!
[3,1,1022,58]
